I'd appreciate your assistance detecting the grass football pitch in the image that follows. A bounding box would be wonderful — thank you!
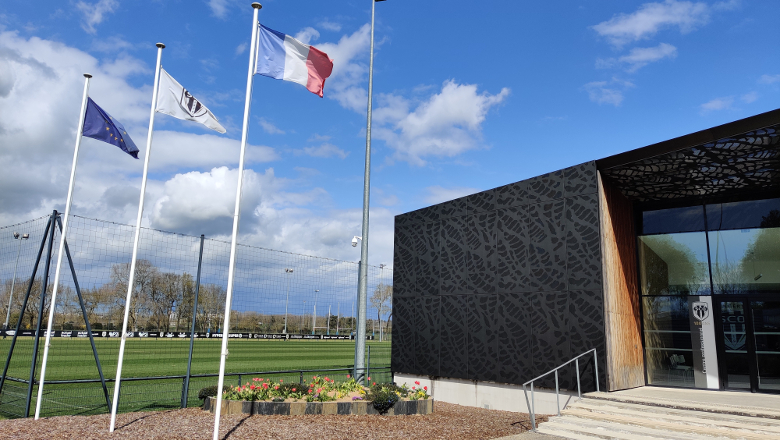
[0,338,391,418]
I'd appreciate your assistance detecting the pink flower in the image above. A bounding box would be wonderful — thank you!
[262,383,269,389]
[367,377,371,380]
[275,386,279,390]
[279,379,283,383]
[347,374,351,378]
[412,386,416,390]
[292,388,297,392]
[317,388,323,393]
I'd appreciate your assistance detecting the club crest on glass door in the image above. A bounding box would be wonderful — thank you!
[692,302,709,321]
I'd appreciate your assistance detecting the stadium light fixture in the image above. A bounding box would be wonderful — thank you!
[4,232,30,330]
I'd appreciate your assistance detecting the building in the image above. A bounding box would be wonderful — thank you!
[391,109,780,409]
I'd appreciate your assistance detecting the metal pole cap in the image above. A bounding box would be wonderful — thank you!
[252,2,262,9]
[83,73,92,78]
[156,42,165,49]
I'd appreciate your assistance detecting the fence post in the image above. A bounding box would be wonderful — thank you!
[367,345,370,383]
[299,371,303,385]
[594,349,600,392]
[26,211,57,418]
[182,234,205,408]
[575,358,581,400]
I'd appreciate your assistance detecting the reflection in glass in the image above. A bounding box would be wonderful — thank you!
[706,198,780,231]
[720,301,751,390]
[710,228,780,294]
[643,296,695,387]
[642,206,705,235]
[639,233,711,296]
[752,301,780,391]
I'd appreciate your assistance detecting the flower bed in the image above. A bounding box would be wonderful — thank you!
[201,376,433,416]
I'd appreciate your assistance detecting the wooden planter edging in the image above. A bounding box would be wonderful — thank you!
[204,397,433,416]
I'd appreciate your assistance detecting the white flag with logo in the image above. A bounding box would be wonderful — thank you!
[156,68,226,134]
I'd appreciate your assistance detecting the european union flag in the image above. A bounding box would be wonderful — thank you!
[82,98,140,159]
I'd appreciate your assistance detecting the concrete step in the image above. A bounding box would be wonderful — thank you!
[562,407,777,439]
[570,400,780,433]
[534,395,780,440]
[539,416,725,440]
[573,399,780,429]
[584,391,780,420]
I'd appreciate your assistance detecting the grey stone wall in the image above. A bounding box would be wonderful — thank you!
[391,161,606,390]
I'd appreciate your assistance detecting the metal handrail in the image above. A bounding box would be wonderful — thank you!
[523,348,599,431]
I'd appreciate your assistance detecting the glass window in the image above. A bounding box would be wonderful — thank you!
[706,198,780,231]
[643,296,695,387]
[638,232,711,296]
[709,228,780,294]
[642,206,705,235]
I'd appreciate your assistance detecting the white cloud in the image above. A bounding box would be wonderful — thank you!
[713,0,741,11]
[741,91,758,103]
[759,74,780,85]
[299,143,348,159]
[294,27,320,45]
[75,0,119,34]
[235,42,247,56]
[319,21,342,32]
[149,166,395,264]
[374,81,510,166]
[258,118,285,135]
[91,35,134,53]
[592,0,710,47]
[207,0,231,19]
[700,96,734,111]
[599,43,677,72]
[316,25,372,112]
[424,186,479,205]
[584,78,634,106]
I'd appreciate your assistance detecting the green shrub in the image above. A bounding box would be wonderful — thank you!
[198,385,230,401]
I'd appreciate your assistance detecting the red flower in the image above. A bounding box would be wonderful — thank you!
[372,382,376,386]
[262,383,269,389]
[347,374,351,378]
[367,377,371,381]
[317,388,322,393]
[279,379,283,383]
[412,386,416,390]
[415,381,420,386]
[292,388,297,392]
[424,386,428,391]
[250,385,256,390]
[275,386,279,390]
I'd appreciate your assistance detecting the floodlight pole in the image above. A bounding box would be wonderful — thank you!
[312,289,319,335]
[355,0,383,385]
[283,268,293,333]
[4,232,29,330]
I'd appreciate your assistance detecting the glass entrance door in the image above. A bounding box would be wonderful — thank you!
[718,299,780,393]
[751,301,780,392]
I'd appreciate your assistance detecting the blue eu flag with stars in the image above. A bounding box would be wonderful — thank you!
[82,98,140,159]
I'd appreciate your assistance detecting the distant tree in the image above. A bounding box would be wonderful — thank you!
[369,283,392,341]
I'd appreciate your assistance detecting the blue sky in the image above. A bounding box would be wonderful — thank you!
[0,0,778,267]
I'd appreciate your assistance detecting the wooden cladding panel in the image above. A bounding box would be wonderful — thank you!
[598,172,644,391]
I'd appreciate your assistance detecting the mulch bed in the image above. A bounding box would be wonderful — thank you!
[0,402,546,439]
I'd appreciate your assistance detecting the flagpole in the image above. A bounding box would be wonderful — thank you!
[33,73,92,420]
[212,4,261,440]
[109,42,164,433]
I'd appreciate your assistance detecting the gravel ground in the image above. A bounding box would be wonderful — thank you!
[0,402,546,440]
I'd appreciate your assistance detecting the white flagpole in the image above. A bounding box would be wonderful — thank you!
[213,4,261,440]
[109,42,165,433]
[34,73,92,420]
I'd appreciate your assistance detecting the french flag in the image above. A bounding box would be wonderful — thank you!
[255,24,334,98]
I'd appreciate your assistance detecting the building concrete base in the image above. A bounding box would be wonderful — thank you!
[394,373,577,415]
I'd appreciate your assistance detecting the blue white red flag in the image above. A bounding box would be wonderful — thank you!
[255,24,334,97]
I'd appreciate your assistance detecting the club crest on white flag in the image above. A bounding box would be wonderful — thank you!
[156,68,226,133]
